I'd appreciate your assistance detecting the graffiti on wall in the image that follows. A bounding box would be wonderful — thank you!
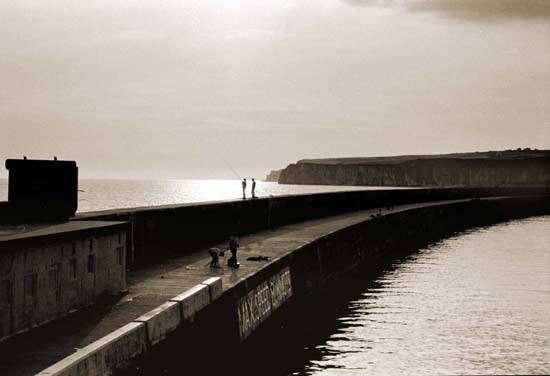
[237,266,292,340]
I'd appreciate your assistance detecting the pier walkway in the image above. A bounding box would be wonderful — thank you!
[0,199,469,375]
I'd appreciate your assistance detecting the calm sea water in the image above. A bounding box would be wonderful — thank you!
[0,179,391,213]
[295,216,550,375]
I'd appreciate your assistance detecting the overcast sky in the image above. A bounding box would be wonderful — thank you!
[1,0,549,179]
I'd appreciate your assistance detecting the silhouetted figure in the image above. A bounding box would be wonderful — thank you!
[208,247,224,268]
[251,178,257,198]
[228,235,240,268]
[242,178,247,199]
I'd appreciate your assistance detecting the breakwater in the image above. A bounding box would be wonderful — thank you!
[133,195,550,376]
[36,192,550,376]
[75,186,550,268]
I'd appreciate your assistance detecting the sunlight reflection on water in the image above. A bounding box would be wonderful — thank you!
[75,179,398,213]
[0,179,396,213]
[304,216,550,375]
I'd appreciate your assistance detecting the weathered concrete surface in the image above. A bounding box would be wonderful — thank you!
[170,284,210,321]
[2,195,549,375]
[134,301,181,346]
[37,322,147,376]
[201,277,223,302]
[0,221,126,245]
[0,221,127,342]
[36,276,221,376]
[236,266,292,341]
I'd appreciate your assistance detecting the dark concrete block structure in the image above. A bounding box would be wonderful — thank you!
[2,158,78,223]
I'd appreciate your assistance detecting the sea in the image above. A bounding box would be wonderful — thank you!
[291,216,550,375]
[0,179,387,213]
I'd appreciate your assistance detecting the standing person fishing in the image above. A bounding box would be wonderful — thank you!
[228,235,240,268]
[210,131,262,200]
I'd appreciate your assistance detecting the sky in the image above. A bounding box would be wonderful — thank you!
[1,0,549,179]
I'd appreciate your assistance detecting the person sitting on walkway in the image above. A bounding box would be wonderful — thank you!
[228,235,240,268]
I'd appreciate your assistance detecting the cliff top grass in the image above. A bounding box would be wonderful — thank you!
[297,149,550,166]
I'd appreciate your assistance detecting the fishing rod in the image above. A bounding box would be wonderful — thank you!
[221,157,242,181]
[210,128,266,197]
[210,130,242,180]
[210,130,272,227]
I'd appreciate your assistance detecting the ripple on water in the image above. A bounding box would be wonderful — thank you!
[304,216,550,376]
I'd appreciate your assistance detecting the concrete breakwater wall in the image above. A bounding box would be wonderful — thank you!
[61,195,548,376]
[75,187,550,268]
[199,196,550,343]
[37,277,224,376]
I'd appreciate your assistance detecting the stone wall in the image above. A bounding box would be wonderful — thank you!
[0,224,127,342]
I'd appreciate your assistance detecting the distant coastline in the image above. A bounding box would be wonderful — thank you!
[275,149,550,187]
